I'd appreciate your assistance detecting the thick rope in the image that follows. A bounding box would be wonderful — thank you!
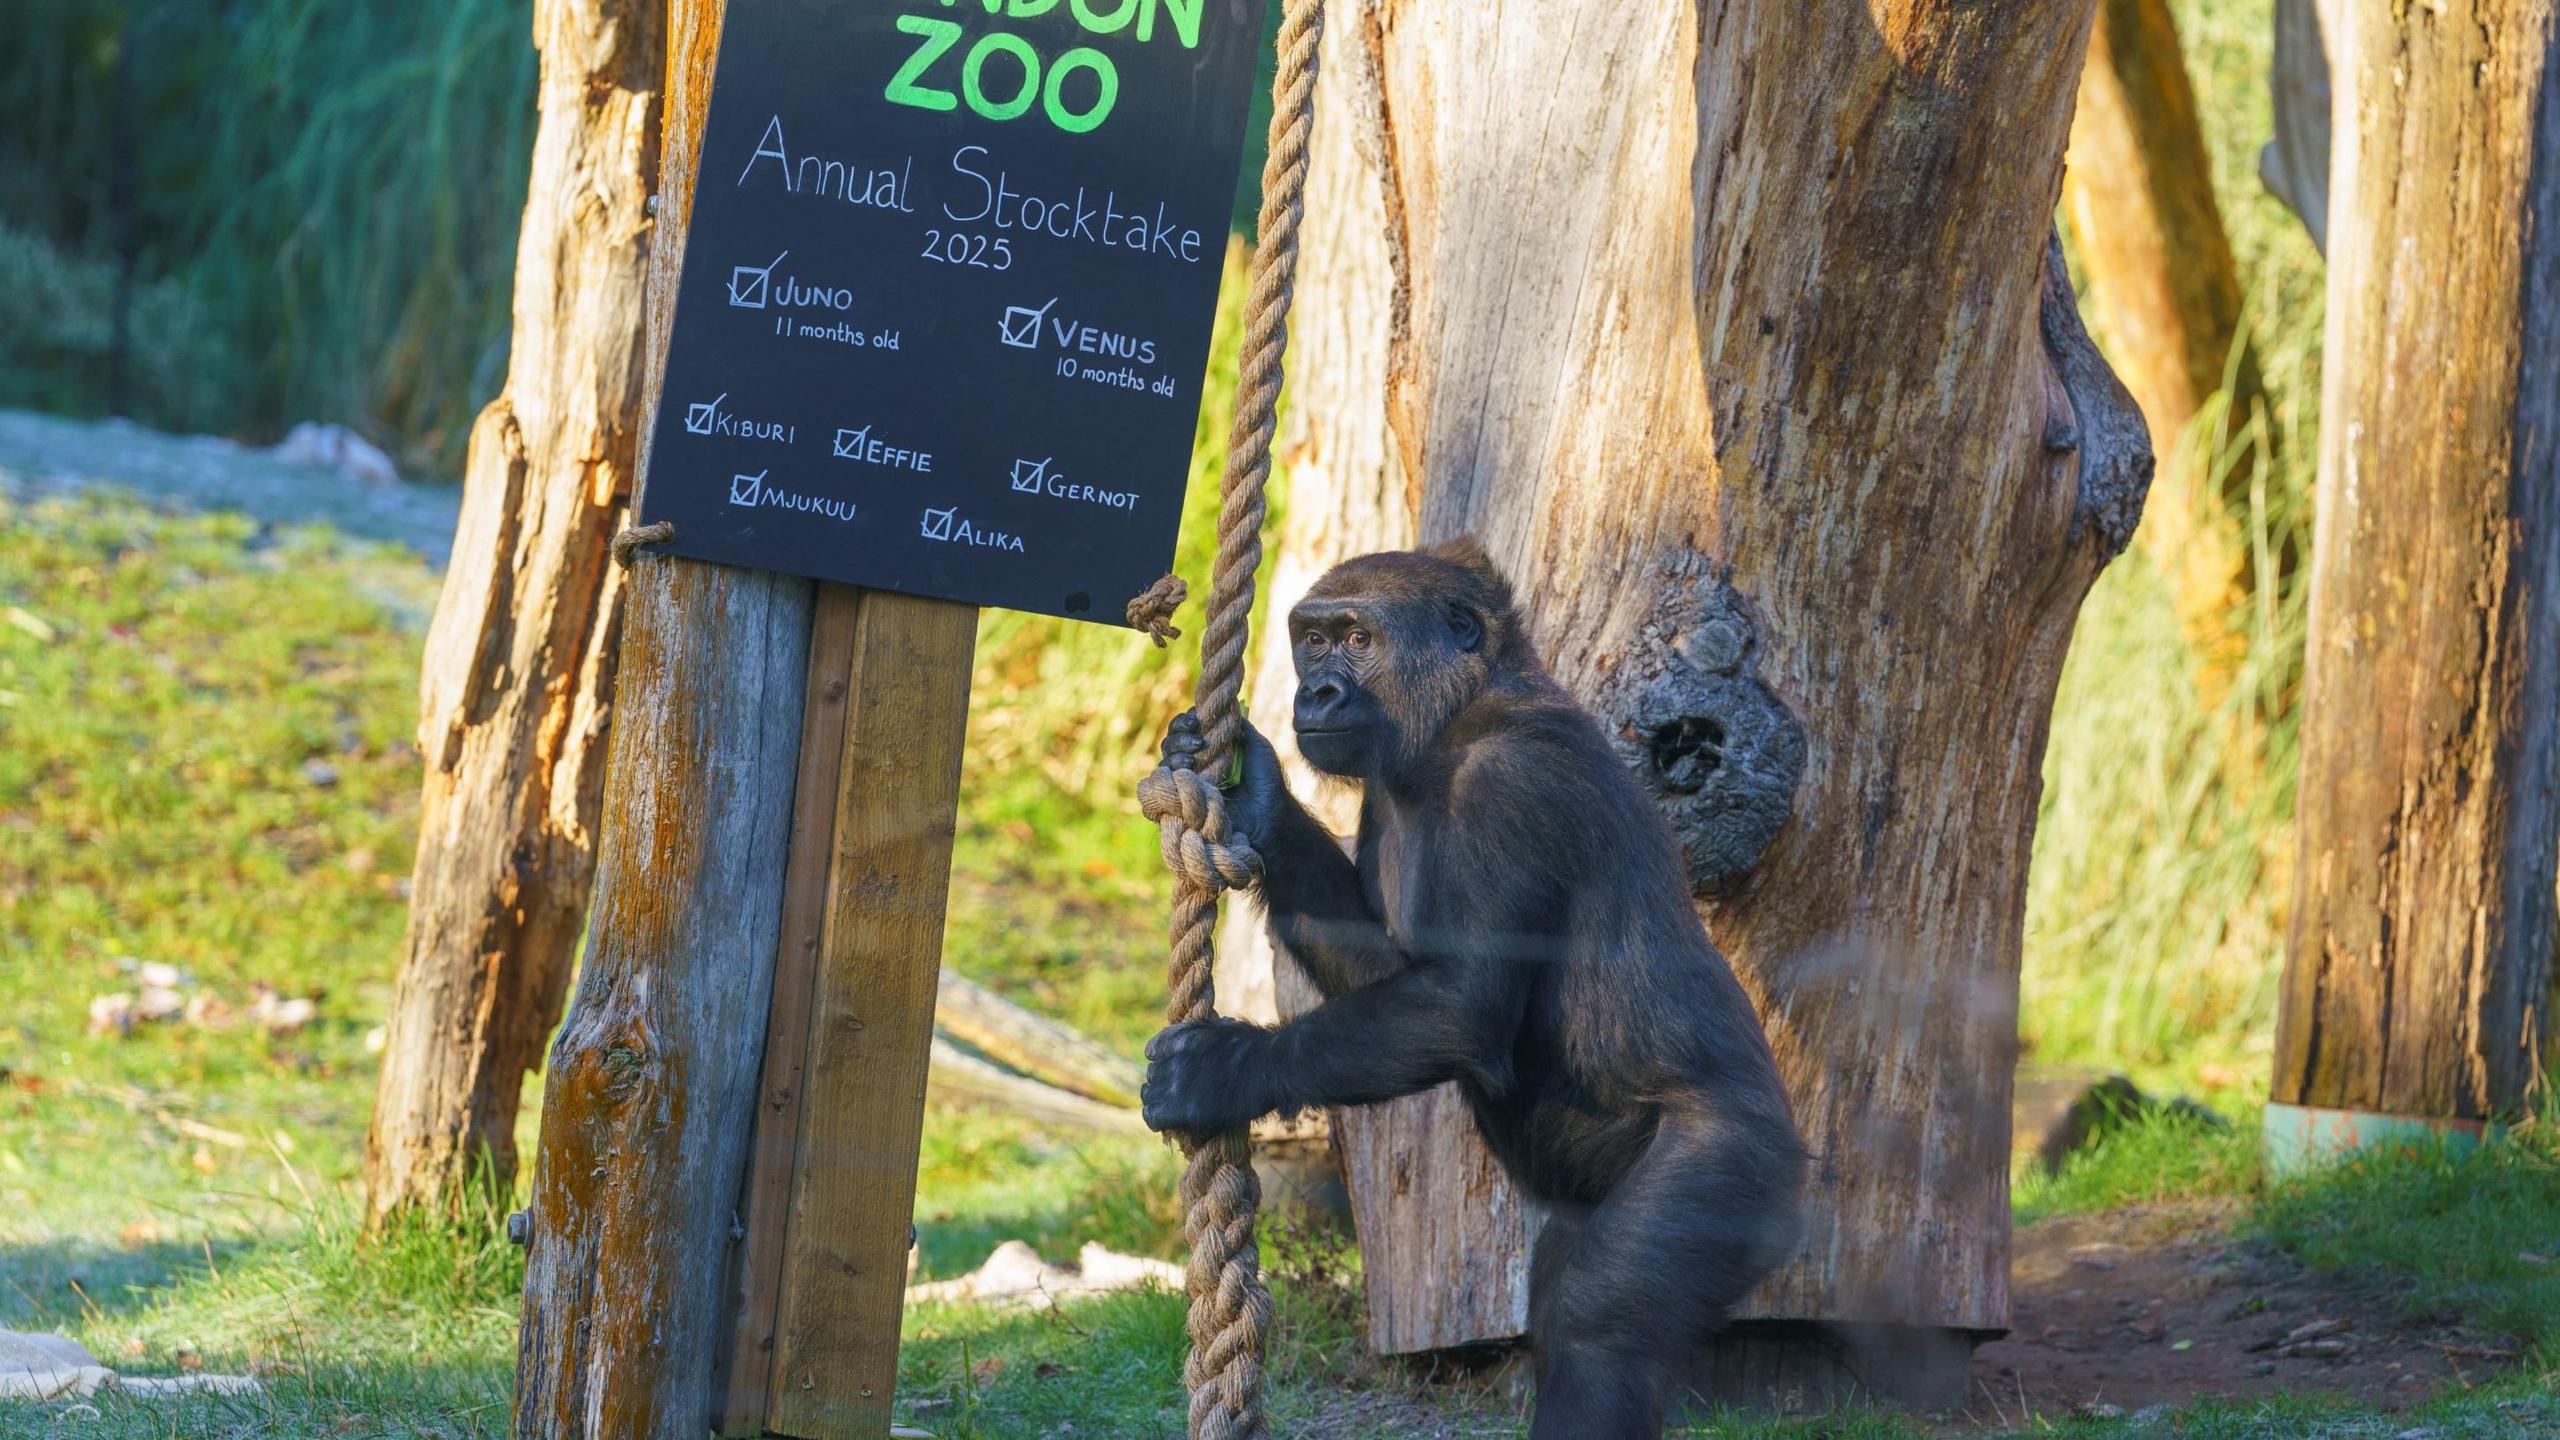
[1135,4,1324,1437]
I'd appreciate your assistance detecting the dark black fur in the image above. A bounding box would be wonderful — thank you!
[1143,541,1806,1439]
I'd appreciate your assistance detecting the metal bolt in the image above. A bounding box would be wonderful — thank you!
[645,194,662,218]
[507,1210,531,1247]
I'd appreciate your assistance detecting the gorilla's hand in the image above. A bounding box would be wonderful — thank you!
[1141,1017,1278,1137]
[1157,710,1287,856]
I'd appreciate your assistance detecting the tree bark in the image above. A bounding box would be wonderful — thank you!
[2061,0,2270,677]
[2270,0,2559,1129]
[514,1,822,1434]
[362,0,659,1218]
[1266,0,2149,1398]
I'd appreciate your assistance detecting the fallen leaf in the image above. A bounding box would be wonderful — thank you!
[120,1220,161,1248]
[2170,1338,2195,1352]
[191,1146,218,1176]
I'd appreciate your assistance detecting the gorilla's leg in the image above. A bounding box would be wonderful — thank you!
[1526,1118,1792,1440]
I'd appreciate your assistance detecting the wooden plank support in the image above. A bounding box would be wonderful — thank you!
[717,582,865,1435]
[722,588,979,1440]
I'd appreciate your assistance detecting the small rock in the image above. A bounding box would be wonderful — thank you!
[2285,1317,2349,1344]
[2252,1360,2277,1376]
[2395,1428,2434,1440]
[2074,1401,2125,1420]
[87,994,137,1037]
[300,759,341,788]
[250,988,320,1036]
[2070,1242,2128,1272]
[2282,1338,2350,1359]
[2519,1251,2551,1267]
[136,986,185,1022]
[270,422,401,486]
[136,961,184,990]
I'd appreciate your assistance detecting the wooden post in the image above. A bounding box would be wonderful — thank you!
[515,1,976,1435]
[2266,0,2558,1168]
[720,587,976,1438]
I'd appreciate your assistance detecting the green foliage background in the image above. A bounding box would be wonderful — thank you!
[0,0,536,465]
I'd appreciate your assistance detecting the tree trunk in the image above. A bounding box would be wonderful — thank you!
[2061,0,2270,679]
[362,0,658,1218]
[514,1,821,1433]
[1270,0,2149,1403]
[2269,0,2558,1141]
[2261,0,2336,252]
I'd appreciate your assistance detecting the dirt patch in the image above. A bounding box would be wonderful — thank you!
[1967,1201,2518,1425]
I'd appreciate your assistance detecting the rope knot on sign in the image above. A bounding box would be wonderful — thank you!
[610,521,676,568]
[1140,0,1323,1435]
[1127,574,1192,647]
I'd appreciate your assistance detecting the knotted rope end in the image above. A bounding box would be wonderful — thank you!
[1128,574,1190,647]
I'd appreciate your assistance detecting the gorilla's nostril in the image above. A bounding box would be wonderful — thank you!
[1649,716,1729,795]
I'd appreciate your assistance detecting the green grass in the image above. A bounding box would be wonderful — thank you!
[1,0,536,466]
[2014,1101,2263,1226]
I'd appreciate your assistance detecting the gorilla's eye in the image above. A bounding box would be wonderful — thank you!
[1343,628,1372,651]
[1302,630,1327,652]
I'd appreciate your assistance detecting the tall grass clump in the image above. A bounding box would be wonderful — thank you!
[0,0,535,468]
[2022,0,2328,1090]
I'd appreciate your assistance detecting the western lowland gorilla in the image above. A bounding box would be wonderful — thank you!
[1142,540,1806,1439]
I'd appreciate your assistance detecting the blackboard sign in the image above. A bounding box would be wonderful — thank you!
[635,0,1265,625]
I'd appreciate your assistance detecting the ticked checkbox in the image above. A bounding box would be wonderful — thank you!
[834,426,870,459]
[920,507,957,542]
[728,250,787,309]
[729,471,765,507]
[1010,457,1053,494]
[686,394,727,436]
[998,297,1058,349]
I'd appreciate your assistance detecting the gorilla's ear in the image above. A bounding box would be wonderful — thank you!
[1445,603,1483,653]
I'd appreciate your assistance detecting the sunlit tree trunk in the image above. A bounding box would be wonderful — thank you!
[2270,0,2558,1138]
[1264,0,2150,1404]
[2062,0,2270,683]
[362,0,659,1219]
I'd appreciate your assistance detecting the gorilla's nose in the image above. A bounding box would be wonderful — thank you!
[1296,680,1348,728]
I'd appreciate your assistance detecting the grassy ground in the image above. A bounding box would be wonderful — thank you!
[6,459,2557,1439]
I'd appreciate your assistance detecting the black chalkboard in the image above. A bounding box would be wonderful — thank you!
[635,0,1265,626]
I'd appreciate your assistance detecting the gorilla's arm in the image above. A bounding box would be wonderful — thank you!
[1255,798,1409,999]
[1141,961,1511,1135]
[1161,712,1407,997]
